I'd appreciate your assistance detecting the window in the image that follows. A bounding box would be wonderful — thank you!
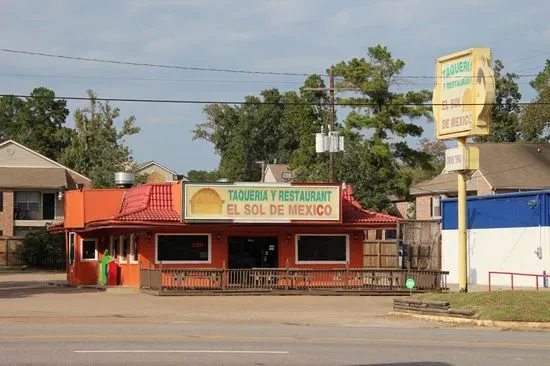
[375,230,383,241]
[0,192,3,212]
[109,236,118,260]
[81,239,97,261]
[14,192,41,220]
[296,235,348,263]
[385,229,397,240]
[156,234,211,263]
[119,235,128,263]
[68,232,75,266]
[0,230,3,237]
[129,234,139,263]
[430,196,441,218]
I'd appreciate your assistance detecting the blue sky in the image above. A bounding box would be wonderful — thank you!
[1,0,549,175]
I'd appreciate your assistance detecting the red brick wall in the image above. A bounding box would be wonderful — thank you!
[0,191,14,237]
[476,173,493,196]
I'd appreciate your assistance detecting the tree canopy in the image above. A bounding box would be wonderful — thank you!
[520,60,550,142]
[330,44,433,211]
[61,90,140,188]
[193,75,330,182]
[0,87,73,161]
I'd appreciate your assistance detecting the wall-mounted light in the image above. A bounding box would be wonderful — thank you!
[287,233,291,241]
[354,234,359,240]
[216,233,221,240]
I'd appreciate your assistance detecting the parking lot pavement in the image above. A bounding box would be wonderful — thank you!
[0,271,434,328]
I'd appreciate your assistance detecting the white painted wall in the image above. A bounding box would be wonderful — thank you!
[442,227,550,287]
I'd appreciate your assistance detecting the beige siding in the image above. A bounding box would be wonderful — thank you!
[137,165,175,182]
[263,168,277,183]
[393,201,412,219]
[415,195,433,220]
[0,142,57,168]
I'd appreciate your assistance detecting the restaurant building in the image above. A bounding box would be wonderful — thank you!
[49,181,399,288]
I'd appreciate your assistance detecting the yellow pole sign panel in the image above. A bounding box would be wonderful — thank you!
[444,146,479,172]
[433,48,496,140]
[183,183,341,222]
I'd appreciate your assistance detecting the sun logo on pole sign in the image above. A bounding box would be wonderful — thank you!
[461,54,495,126]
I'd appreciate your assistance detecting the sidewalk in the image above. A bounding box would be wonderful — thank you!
[0,271,402,327]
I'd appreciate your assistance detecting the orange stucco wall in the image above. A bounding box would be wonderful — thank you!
[66,227,366,287]
[64,189,125,229]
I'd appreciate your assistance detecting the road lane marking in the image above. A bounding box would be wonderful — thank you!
[1,333,549,349]
[74,350,288,354]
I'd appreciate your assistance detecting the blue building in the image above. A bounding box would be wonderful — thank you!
[442,190,550,287]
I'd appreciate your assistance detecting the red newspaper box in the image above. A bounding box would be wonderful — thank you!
[107,261,119,286]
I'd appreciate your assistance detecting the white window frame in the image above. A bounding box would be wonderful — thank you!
[155,233,212,264]
[80,238,98,262]
[129,234,139,264]
[68,232,76,266]
[295,234,349,264]
[119,235,128,263]
[14,191,42,220]
[431,196,442,218]
[109,236,117,262]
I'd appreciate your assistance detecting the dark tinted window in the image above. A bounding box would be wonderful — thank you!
[157,234,210,262]
[297,235,347,262]
[82,240,96,260]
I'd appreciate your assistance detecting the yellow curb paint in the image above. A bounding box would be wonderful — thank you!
[0,333,549,349]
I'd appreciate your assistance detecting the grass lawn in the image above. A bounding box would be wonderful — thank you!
[415,291,550,322]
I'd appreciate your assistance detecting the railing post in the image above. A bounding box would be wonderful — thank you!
[286,259,290,290]
[222,261,226,291]
[536,275,539,291]
[511,273,514,290]
[488,272,491,292]
[346,262,350,289]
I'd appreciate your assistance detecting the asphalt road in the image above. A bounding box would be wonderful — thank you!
[1,322,549,365]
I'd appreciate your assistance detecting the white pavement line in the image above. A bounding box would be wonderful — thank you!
[74,350,289,354]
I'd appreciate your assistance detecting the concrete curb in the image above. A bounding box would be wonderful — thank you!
[390,311,550,330]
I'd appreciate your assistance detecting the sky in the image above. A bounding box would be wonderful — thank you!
[1,0,549,175]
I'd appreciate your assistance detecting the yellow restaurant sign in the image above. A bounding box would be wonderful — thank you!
[183,183,341,222]
[432,48,495,140]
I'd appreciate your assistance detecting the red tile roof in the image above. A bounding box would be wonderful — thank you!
[341,184,398,224]
[115,184,179,222]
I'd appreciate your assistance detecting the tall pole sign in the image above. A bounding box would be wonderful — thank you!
[432,48,495,293]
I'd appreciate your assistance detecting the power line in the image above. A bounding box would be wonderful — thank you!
[1,48,545,80]
[0,73,306,85]
[2,93,550,107]
[0,48,315,77]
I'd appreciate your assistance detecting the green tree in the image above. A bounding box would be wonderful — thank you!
[0,87,73,160]
[520,60,550,142]
[16,228,65,268]
[332,44,432,211]
[193,75,330,181]
[61,90,140,188]
[186,169,221,181]
[475,60,522,142]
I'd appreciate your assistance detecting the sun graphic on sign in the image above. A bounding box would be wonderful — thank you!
[190,188,224,215]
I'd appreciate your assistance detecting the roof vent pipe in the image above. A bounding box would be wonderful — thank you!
[115,172,135,188]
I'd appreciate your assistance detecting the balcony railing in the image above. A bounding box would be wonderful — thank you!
[140,267,448,293]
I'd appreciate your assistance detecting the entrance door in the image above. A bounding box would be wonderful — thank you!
[228,236,278,269]
[42,193,55,220]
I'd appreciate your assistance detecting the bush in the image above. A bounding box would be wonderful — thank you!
[16,228,66,268]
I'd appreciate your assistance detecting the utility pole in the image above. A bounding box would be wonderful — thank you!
[328,68,335,183]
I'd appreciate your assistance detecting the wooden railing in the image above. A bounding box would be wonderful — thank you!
[140,267,448,293]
